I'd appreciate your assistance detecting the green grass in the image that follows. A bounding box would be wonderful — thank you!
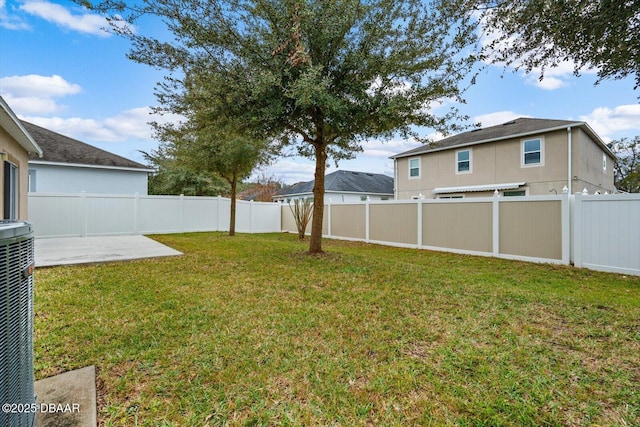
[34,232,640,426]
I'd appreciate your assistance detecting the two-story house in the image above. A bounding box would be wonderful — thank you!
[391,118,616,199]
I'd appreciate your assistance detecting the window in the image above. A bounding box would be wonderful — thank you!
[3,161,18,220]
[409,158,420,178]
[503,190,526,197]
[522,137,543,166]
[438,195,464,199]
[603,153,607,172]
[456,149,471,173]
[28,169,36,192]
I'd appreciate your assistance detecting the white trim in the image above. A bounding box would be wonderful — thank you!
[602,152,607,172]
[29,160,154,173]
[408,157,421,179]
[455,148,472,174]
[521,136,545,167]
[432,181,525,194]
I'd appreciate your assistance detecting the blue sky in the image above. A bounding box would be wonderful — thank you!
[1,0,639,185]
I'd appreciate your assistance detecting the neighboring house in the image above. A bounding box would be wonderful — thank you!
[23,121,153,195]
[273,170,394,203]
[391,118,616,199]
[0,97,42,220]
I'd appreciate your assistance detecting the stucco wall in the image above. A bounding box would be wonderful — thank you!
[395,128,612,199]
[0,126,30,220]
[571,128,615,194]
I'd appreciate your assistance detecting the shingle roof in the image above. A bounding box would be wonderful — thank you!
[391,117,597,159]
[276,170,394,197]
[23,120,151,170]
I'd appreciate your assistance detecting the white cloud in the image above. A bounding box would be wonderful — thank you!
[579,104,640,140]
[474,111,529,127]
[258,159,317,185]
[22,107,184,143]
[0,0,29,29]
[20,0,110,37]
[0,74,82,114]
[0,74,82,98]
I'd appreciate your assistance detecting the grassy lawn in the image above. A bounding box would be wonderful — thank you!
[34,232,640,426]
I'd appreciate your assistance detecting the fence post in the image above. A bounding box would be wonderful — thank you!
[217,195,221,231]
[365,197,370,243]
[179,194,184,232]
[250,200,254,234]
[572,194,583,267]
[133,192,140,234]
[492,190,500,256]
[81,191,87,237]
[417,197,423,248]
[327,198,332,237]
[561,193,571,265]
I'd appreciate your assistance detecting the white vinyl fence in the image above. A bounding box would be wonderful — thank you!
[572,193,640,276]
[28,192,640,276]
[28,192,281,238]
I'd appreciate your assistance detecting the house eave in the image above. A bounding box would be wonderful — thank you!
[0,97,43,157]
[433,182,526,194]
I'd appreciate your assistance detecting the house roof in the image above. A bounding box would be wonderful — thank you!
[391,117,614,159]
[0,97,43,157]
[23,120,152,171]
[275,170,394,197]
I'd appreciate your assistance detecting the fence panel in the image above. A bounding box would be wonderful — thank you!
[370,202,417,246]
[573,194,640,275]
[330,204,366,240]
[85,194,137,235]
[499,198,563,260]
[422,200,492,253]
[27,193,84,237]
[28,193,281,238]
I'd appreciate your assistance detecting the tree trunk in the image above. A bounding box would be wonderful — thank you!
[308,143,327,254]
[229,172,237,236]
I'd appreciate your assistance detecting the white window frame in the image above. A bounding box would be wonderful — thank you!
[603,153,607,172]
[521,137,544,167]
[437,194,464,199]
[455,149,472,174]
[3,161,18,220]
[503,189,528,197]
[408,157,421,179]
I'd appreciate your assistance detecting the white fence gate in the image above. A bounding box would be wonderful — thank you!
[28,192,281,238]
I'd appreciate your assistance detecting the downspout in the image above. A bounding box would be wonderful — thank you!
[394,158,398,200]
[567,127,572,194]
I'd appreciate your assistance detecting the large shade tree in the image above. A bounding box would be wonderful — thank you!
[90,0,480,253]
[477,0,640,88]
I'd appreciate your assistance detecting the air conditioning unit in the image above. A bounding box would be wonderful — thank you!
[0,221,36,427]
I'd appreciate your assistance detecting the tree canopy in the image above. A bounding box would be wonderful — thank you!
[610,136,640,193]
[478,0,640,88]
[91,0,480,253]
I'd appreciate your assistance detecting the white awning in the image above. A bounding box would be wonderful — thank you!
[432,182,525,194]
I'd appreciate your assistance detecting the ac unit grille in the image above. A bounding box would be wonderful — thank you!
[1,222,36,427]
